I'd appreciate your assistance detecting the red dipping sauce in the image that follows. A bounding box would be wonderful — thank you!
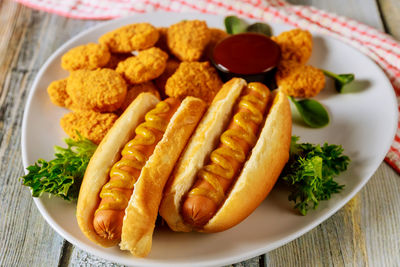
[212,33,280,75]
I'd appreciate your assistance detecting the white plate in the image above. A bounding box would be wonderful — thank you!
[21,12,398,267]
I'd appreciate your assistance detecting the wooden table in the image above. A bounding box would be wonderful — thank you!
[1,0,399,266]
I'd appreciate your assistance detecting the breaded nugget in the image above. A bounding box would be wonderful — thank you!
[60,110,118,145]
[47,79,69,107]
[67,69,127,112]
[154,58,180,97]
[61,43,111,71]
[167,20,211,61]
[116,47,168,84]
[165,61,222,103]
[271,29,312,65]
[99,23,159,53]
[104,53,133,69]
[119,81,160,111]
[47,78,80,110]
[276,60,325,98]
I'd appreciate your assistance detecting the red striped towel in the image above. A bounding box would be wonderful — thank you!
[15,0,400,173]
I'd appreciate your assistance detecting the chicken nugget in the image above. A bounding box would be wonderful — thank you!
[119,81,160,111]
[46,78,79,110]
[116,47,168,84]
[60,110,118,145]
[47,79,69,107]
[61,43,111,71]
[165,61,222,103]
[99,23,159,53]
[167,20,211,61]
[276,60,325,98]
[154,58,180,97]
[67,69,127,112]
[271,29,312,65]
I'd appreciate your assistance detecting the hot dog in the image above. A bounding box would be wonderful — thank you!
[159,78,292,232]
[76,92,206,256]
[92,97,180,240]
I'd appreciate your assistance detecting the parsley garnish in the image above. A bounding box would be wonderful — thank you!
[280,136,350,215]
[21,136,97,201]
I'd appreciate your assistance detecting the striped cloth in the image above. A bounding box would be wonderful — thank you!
[15,0,400,173]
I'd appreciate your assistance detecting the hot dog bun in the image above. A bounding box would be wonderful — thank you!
[77,93,207,254]
[120,96,207,256]
[77,92,160,247]
[159,78,292,233]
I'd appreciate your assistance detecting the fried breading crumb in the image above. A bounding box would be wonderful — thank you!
[271,29,313,65]
[66,69,127,112]
[276,60,325,98]
[99,23,159,53]
[61,43,111,71]
[165,61,222,103]
[116,47,168,84]
[119,81,161,111]
[60,111,118,145]
[167,20,211,61]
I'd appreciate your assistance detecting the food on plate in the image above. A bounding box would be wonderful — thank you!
[47,78,71,107]
[159,78,292,232]
[22,18,355,261]
[224,15,272,36]
[76,92,207,256]
[271,29,312,65]
[119,81,160,111]
[276,60,326,98]
[66,68,127,112]
[288,96,329,128]
[280,136,350,215]
[167,20,211,61]
[116,47,168,84]
[21,136,97,200]
[60,111,118,145]
[99,23,159,53]
[211,33,280,84]
[322,70,355,93]
[61,43,111,71]
[154,58,180,96]
[165,61,222,103]
[104,52,133,69]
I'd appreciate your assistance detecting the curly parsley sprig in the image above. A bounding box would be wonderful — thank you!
[21,136,97,201]
[280,136,350,215]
